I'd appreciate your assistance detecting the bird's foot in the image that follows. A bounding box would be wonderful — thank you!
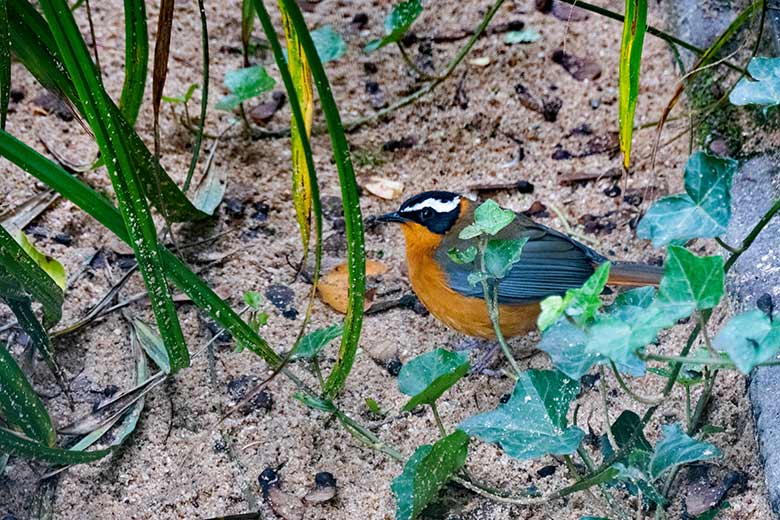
[451,337,487,352]
[469,342,503,377]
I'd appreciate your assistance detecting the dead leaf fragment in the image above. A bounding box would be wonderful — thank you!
[551,1,589,21]
[551,49,602,81]
[364,177,404,200]
[319,260,387,314]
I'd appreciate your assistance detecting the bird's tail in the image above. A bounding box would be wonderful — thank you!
[607,262,664,287]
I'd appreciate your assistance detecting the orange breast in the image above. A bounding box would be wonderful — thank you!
[401,223,539,340]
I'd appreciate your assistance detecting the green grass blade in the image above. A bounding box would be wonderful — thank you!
[119,0,148,125]
[618,0,647,170]
[8,0,208,223]
[241,0,255,66]
[0,426,109,464]
[182,0,209,193]
[0,343,56,446]
[274,0,365,397]
[0,0,10,130]
[0,129,283,368]
[0,225,63,327]
[38,0,189,372]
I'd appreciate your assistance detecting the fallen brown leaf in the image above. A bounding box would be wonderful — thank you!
[318,260,387,314]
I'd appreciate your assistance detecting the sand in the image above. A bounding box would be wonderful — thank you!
[0,0,770,518]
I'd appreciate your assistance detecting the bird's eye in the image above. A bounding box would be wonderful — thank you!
[420,207,434,220]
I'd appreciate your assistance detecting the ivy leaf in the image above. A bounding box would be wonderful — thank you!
[484,238,528,279]
[713,310,780,373]
[537,319,599,380]
[243,290,263,309]
[649,424,720,479]
[537,263,610,331]
[398,348,469,411]
[309,26,346,63]
[730,57,780,106]
[291,324,344,361]
[391,430,469,520]
[459,370,583,460]
[473,199,516,236]
[657,246,724,317]
[637,152,738,247]
[364,0,423,53]
[447,246,477,265]
[215,65,275,110]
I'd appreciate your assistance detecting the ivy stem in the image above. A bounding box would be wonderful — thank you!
[609,361,665,405]
[478,238,522,377]
[598,365,619,450]
[396,42,436,81]
[430,402,447,438]
[685,386,692,432]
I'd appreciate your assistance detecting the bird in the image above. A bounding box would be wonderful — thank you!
[376,190,663,339]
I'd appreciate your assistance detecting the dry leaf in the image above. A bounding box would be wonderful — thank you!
[364,177,404,200]
[318,260,387,314]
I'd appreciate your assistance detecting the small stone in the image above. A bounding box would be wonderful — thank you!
[603,184,622,198]
[622,191,643,207]
[281,308,299,320]
[265,284,295,311]
[551,49,602,81]
[258,467,280,498]
[223,197,245,218]
[523,200,549,218]
[304,472,338,504]
[363,62,378,74]
[365,81,386,109]
[53,232,73,246]
[382,136,416,152]
[386,358,402,377]
[213,439,227,452]
[536,465,557,478]
[758,293,773,319]
[542,96,563,122]
[551,147,573,160]
[516,180,535,194]
[709,137,730,157]
[499,393,511,404]
[10,87,25,103]
[590,98,601,109]
[250,201,270,221]
[249,91,286,124]
[31,91,74,121]
[351,13,369,29]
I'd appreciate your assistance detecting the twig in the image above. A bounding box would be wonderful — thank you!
[599,365,618,451]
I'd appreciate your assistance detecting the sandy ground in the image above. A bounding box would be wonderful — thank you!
[0,0,771,518]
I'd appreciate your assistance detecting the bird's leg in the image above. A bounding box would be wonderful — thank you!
[470,342,503,376]
[450,337,487,352]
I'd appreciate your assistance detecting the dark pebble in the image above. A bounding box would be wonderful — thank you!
[382,136,417,152]
[2,515,18,520]
[223,197,245,218]
[580,373,599,392]
[31,91,74,121]
[365,81,380,95]
[282,308,299,320]
[386,358,402,377]
[254,389,274,411]
[363,62,378,74]
[570,123,593,136]
[536,465,557,478]
[204,319,232,343]
[258,467,279,498]
[315,471,337,488]
[351,13,368,29]
[523,200,549,218]
[10,87,25,103]
[265,283,295,311]
[580,213,616,235]
[515,180,535,194]
[116,253,137,270]
[250,201,270,221]
[551,147,573,160]
[213,439,227,452]
[321,195,344,220]
[53,232,73,246]
[535,0,553,12]
[400,32,417,47]
[103,384,119,397]
[603,184,621,198]
[758,293,774,319]
[499,393,511,404]
[542,96,562,122]
[590,98,601,109]
[623,192,643,207]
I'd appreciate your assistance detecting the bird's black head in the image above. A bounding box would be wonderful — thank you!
[377,191,463,234]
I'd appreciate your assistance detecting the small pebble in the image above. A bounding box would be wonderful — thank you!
[223,197,245,218]
[536,465,557,478]
[386,358,402,377]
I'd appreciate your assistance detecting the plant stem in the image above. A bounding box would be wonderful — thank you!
[396,42,435,81]
[183,0,209,193]
[685,386,692,432]
[430,402,447,437]
[598,365,618,450]
[609,362,665,405]
[715,237,739,254]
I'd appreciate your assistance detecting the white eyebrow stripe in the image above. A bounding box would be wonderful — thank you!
[403,196,461,213]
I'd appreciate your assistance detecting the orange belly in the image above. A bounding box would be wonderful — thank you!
[406,246,539,339]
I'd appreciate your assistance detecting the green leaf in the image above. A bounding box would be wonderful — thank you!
[291,324,344,360]
[730,57,780,106]
[293,392,337,413]
[503,29,541,44]
[364,0,422,53]
[309,26,346,63]
[191,151,226,216]
[268,0,365,398]
[162,83,198,104]
[7,297,65,386]
[391,430,469,520]
[537,262,610,331]
[713,310,780,373]
[131,320,171,374]
[657,246,724,316]
[484,238,528,279]
[243,290,263,309]
[618,0,647,169]
[447,246,477,265]
[39,0,190,372]
[215,65,275,110]
[459,370,583,460]
[537,319,600,380]
[398,348,469,411]
[649,423,720,479]
[365,397,382,415]
[637,152,738,247]
[118,0,148,125]
[460,200,516,238]
[587,316,643,367]
[609,410,652,454]
[0,344,55,446]
[0,0,9,131]
[16,231,66,290]
[0,426,109,464]
[0,224,63,327]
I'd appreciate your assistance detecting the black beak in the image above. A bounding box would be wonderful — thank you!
[375,211,408,224]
